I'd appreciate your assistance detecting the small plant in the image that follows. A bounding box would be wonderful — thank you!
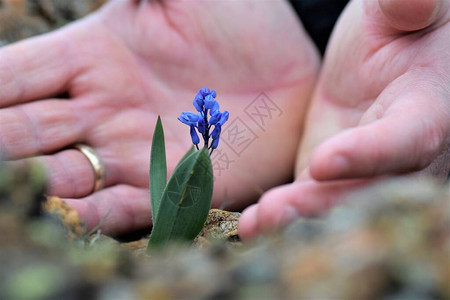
[147,88,229,251]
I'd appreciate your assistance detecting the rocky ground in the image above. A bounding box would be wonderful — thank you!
[0,0,106,46]
[1,2,450,299]
[1,161,449,299]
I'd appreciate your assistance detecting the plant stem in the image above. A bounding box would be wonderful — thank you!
[203,109,210,149]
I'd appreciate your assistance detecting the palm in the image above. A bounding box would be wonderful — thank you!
[297,0,450,179]
[238,0,450,241]
[1,0,319,234]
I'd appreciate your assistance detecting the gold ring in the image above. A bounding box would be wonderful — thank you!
[73,144,105,193]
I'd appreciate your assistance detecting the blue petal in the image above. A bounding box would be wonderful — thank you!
[209,111,221,125]
[210,101,220,115]
[197,118,206,135]
[204,95,215,109]
[210,124,222,140]
[211,137,220,149]
[193,98,203,112]
[199,87,210,96]
[190,125,200,144]
[210,90,217,98]
[178,112,200,126]
[218,111,229,125]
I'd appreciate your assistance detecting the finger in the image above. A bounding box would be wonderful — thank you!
[0,28,80,107]
[238,204,258,241]
[12,144,125,199]
[309,86,450,181]
[63,185,151,236]
[0,99,86,159]
[378,0,448,31]
[238,179,370,241]
[34,148,114,198]
[297,166,312,181]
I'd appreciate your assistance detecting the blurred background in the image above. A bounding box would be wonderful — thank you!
[0,0,106,46]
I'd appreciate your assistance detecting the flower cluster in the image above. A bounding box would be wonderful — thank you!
[178,87,229,154]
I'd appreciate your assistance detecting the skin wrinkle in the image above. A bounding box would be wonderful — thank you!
[157,0,190,45]
[99,2,142,56]
[380,95,446,173]
[130,6,193,71]
[83,105,127,147]
[209,22,254,78]
[0,112,24,159]
[361,2,435,71]
[141,2,314,94]
[180,3,238,67]
[69,31,119,98]
[75,26,151,113]
[360,33,433,104]
[38,101,81,151]
[361,1,395,63]
[67,100,88,142]
[135,55,178,112]
[126,4,315,104]
[54,31,80,99]
[53,152,78,197]
[3,28,79,105]
[10,100,83,158]
[0,50,25,106]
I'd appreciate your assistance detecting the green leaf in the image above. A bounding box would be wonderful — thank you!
[179,146,196,164]
[150,116,167,223]
[151,145,195,222]
[147,148,213,250]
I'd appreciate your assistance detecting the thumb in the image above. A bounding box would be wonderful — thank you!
[378,0,448,31]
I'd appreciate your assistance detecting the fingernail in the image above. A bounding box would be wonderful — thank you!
[275,205,299,227]
[331,155,350,176]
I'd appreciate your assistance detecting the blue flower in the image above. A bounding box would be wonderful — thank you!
[209,111,221,125]
[190,125,200,145]
[204,94,216,110]
[210,124,221,140]
[178,112,200,126]
[197,117,206,135]
[218,111,229,125]
[193,94,204,112]
[178,87,230,153]
[211,136,220,149]
[199,87,210,96]
[211,101,219,115]
[210,124,222,149]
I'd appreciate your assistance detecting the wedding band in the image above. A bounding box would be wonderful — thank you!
[73,144,105,193]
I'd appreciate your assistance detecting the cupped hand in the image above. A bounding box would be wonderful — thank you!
[0,0,319,235]
[239,0,450,240]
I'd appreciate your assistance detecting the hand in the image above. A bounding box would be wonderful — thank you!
[0,0,319,235]
[239,0,450,240]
